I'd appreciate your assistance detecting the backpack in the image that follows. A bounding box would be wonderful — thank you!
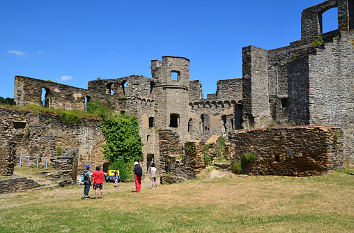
[135,165,143,176]
[81,170,90,183]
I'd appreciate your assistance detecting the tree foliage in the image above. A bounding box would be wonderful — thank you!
[0,97,15,106]
[101,113,143,180]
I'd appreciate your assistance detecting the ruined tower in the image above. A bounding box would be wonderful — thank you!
[151,56,190,142]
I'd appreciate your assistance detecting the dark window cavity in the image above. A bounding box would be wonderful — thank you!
[188,118,193,132]
[150,81,155,94]
[169,114,180,128]
[149,117,154,128]
[281,98,288,108]
[107,83,114,95]
[121,81,127,96]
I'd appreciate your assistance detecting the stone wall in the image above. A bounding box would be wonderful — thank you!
[308,31,354,158]
[0,177,40,194]
[216,78,243,100]
[301,0,352,42]
[158,130,204,182]
[229,126,343,176]
[242,46,271,128]
[0,107,106,175]
[14,76,87,111]
[49,148,79,185]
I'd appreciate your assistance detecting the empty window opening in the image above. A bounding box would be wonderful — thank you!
[321,7,338,33]
[147,154,154,172]
[231,119,234,129]
[222,115,227,132]
[281,98,288,108]
[147,135,150,142]
[13,121,26,129]
[120,111,125,114]
[171,71,179,81]
[85,96,91,111]
[201,114,210,133]
[107,83,114,95]
[234,104,243,130]
[275,154,280,162]
[150,81,155,94]
[188,119,193,132]
[121,81,127,96]
[41,88,50,107]
[149,117,154,128]
[169,114,180,128]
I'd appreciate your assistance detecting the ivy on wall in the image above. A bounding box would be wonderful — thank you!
[101,113,143,181]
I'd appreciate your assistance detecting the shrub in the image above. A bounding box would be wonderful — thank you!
[232,161,243,174]
[203,144,212,166]
[56,146,63,156]
[242,152,257,170]
[216,136,226,158]
[101,113,143,180]
[204,152,211,166]
[185,143,195,154]
[109,158,134,181]
[312,36,324,48]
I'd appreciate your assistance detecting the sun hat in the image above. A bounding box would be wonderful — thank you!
[134,162,138,165]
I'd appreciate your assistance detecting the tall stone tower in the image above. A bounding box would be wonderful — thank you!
[150,56,190,142]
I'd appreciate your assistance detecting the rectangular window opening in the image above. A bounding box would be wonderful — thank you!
[169,114,180,128]
[171,71,179,81]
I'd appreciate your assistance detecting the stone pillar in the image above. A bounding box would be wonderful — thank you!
[242,46,271,128]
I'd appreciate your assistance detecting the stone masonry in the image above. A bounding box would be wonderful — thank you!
[6,0,353,177]
[0,107,106,176]
[230,126,343,176]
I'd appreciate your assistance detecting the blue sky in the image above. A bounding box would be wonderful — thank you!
[0,0,338,98]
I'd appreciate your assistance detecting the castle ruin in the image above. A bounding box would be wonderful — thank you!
[2,0,353,178]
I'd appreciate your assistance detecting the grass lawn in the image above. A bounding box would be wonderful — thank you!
[0,169,353,233]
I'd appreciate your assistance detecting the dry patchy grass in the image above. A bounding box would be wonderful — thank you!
[0,170,353,232]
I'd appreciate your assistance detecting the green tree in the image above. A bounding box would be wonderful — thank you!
[0,97,16,106]
[101,113,143,180]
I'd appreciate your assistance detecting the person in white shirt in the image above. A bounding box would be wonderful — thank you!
[149,163,157,189]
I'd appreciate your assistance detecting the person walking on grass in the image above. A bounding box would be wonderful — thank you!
[149,163,157,189]
[92,166,105,199]
[114,168,119,187]
[133,162,143,192]
[82,164,92,199]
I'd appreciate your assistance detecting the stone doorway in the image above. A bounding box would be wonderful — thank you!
[103,162,110,173]
[146,154,154,172]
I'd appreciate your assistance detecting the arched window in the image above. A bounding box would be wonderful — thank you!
[121,81,127,96]
[107,83,114,95]
[41,88,50,107]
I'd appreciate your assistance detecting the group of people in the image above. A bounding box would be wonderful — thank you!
[82,164,105,199]
[82,162,158,199]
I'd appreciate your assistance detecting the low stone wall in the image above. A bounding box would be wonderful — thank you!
[229,126,343,176]
[0,107,106,177]
[158,130,204,182]
[0,177,40,194]
[49,148,79,185]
